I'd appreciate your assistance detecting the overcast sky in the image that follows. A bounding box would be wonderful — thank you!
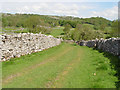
[0,0,119,20]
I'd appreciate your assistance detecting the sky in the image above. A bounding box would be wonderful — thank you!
[0,0,119,20]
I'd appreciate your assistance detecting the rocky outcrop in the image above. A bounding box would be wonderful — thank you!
[79,38,120,58]
[0,33,62,61]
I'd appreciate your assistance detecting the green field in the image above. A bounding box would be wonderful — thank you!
[2,43,119,88]
[2,27,29,33]
[50,27,64,37]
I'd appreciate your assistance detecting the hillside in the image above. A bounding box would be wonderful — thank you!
[1,13,116,40]
[2,13,112,29]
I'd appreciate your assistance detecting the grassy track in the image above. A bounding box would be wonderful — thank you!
[2,43,118,88]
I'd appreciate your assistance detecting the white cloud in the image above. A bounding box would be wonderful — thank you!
[1,2,118,20]
[90,6,118,20]
[10,3,80,16]
[79,5,94,10]
[51,3,80,16]
[12,3,95,17]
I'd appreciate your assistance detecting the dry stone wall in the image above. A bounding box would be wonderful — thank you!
[0,33,62,61]
[80,38,120,58]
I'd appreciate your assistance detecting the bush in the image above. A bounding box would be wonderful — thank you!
[71,24,104,41]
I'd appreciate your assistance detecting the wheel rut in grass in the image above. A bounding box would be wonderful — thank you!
[2,44,73,85]
[45,47,83,88]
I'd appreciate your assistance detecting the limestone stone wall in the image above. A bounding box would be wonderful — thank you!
[0,33,62,61]
[80,38,120,58]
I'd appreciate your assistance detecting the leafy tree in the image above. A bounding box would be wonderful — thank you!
[25,16,40,29]
[63,24,71,34]
[111,20,119,37]
[72,24,103,41]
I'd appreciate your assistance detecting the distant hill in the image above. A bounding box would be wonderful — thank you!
[2,13,112,30]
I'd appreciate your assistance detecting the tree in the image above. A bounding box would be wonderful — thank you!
[72,24,83,41]
[72,24,103,41]
[111,20,119,37]
[63,24,71,34]
[25,16,40,29]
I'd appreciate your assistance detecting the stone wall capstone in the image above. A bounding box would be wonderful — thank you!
[79,38,120,58]
[0,33,62,61]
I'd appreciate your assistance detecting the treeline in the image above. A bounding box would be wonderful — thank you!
[2,13,59,34]
[2,13,112,30]
[59,17,112,30]
[2,13,119,40]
